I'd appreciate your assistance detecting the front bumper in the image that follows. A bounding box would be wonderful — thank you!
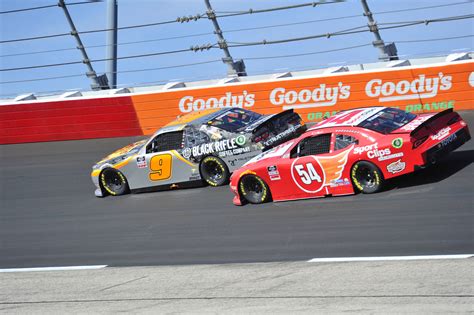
[230,184,243,206]
[91,170,105,197]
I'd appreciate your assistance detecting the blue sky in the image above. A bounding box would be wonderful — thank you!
[0,0,473,97]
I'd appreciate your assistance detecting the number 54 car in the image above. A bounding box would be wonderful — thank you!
[91,107,305,197]
[229,107,470,205]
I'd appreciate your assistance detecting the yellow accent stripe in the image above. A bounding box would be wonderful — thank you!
[114,156,134,169]
[171,150,196,167]
[239,169,256,179]
[91,169,100,177]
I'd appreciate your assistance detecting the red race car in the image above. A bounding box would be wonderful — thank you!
[230,107,470,205]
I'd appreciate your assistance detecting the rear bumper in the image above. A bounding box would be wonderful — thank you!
[416,126,470,169]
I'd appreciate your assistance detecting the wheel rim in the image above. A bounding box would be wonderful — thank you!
[204,160,223,183]
[242,176,265,201]
[104,171,124,192]
[356,166,376,188]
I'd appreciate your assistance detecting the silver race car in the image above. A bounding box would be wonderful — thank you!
[91,108,306,197]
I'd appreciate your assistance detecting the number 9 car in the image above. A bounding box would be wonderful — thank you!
[91,107,305,197]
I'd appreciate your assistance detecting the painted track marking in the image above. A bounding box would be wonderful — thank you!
[0,265,108,273]
[308,254,474,263]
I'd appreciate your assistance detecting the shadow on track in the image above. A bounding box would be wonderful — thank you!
[387,149,474,190]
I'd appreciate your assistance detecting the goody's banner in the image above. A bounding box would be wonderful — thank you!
[131,60,473,135]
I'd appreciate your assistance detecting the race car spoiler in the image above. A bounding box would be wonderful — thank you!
[251,109,306,149]
[410,108,454,137]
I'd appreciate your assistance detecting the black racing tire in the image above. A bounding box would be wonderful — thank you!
[351,161,385,194]
[239,174,271,204]
[200,156,230,187]
[100,168,130,196]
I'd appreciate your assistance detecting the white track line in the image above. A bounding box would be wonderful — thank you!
[0,265,108,273]
[308,254,474,263]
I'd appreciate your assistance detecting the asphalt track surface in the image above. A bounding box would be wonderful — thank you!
[1,113,473,269]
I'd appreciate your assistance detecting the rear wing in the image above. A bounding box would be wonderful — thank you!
[410,108,454,136]
[251,109,306,150]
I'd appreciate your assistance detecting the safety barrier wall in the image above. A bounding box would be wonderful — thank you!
[0,97,142,144]
[1,60,473,144]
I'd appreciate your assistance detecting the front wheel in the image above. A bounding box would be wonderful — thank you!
[351,161,384,194]
[100,168,130,196]
[239,175,271,204]
[200,156,230,187]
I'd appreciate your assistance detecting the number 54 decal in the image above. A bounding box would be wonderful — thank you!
[149,154,172,181]
[291,156,326,193]
[294,163,322,184]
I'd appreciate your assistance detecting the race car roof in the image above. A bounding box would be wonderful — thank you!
[309,107,387,130]
[164,108,222,128]
[152,107,250,136]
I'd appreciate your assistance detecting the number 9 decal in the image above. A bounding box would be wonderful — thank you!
[291,156,326,193]
[149,154,172,181]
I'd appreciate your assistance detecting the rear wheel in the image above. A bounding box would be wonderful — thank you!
[200,156,230,187]
[100,168,130,196]
[239,174,271,204]
[351,161,384,194]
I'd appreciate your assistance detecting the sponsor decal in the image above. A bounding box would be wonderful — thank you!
[399,115,432,131]
[235,135,247,146]
[354,144,403,161]
[307,111,338,121]
[365,73,452,102]
[291,146,352,193]
[182,147,192,159]
[262,125,299,147]
[353,143,379,155]
[267,165,281,181]
[431,127,451,141]
[367,148,392,160]
[330,178,351,187]
[218,146,251,158]
[189,174,201,181]
[387,159,406,174]
[269,83,351,110]
[378,152,404,161]
[149,154,172,181]
[178,91,255,113]
[191,137,241,157]
[440,133,457,147]
[392,138,403,149]
[226,151,259,167]
[405,100,454,113]
[136,156,147,168]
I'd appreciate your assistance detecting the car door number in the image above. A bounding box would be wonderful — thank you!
[294,163,322,184]
[149,154,172,181]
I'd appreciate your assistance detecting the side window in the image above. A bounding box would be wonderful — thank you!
[295,134,331,157]
[146,131,184,154]
[334,134,359,151]
[183,127,210,148]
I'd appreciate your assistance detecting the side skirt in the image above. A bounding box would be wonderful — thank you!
[131,180,204,194]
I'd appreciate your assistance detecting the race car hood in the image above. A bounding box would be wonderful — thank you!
[243,140,295,167]
[96,139,146,165]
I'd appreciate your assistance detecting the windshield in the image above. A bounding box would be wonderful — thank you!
[207,108,262,132]
[358,108,416,134]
